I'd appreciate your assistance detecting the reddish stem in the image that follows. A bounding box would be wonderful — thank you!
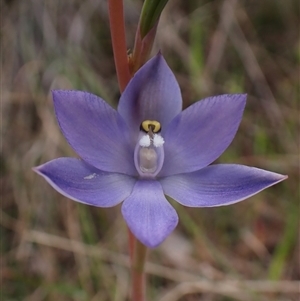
[108,0,135,262]
[108,2,148,299]
[108,0,131,92]
[128,227,135,261]
[131,239,147,301]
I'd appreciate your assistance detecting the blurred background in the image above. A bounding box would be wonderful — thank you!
[1,0,299,300]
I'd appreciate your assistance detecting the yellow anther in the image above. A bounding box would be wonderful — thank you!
[141,120,161,133]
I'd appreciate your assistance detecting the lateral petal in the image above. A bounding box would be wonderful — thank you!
[160,164,287,207]
[33,158,136,207]
[53,90,137,175]
[160,94,246,176]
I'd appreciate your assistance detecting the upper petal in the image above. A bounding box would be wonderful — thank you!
[118,54,182,136]
[121,180,178,248]
[53,90,137,175]
[160,164,287,207]
[33,158,136,207]
[160,94,246,176]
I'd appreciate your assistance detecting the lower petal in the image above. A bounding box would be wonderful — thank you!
[122,180,178,248]
[160,164,287,207]
[33,158,136,207]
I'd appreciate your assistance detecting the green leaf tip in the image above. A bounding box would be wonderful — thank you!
[140,0,169,39]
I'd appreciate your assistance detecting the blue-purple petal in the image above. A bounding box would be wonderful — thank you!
[33,158,136,207]
[121,180,178,248]
[160,94,246,176]
[52,90,137,175]
[118,54,182,137]
[160,164,287,207]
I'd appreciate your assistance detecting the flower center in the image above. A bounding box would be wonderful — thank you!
[134,120,165,178]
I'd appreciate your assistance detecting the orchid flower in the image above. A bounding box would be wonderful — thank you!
[34,54,287,248]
